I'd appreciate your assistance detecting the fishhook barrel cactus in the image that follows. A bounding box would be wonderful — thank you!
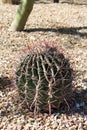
[16,47,73,114]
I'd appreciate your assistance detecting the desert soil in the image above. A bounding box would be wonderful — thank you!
[0,0,87,129]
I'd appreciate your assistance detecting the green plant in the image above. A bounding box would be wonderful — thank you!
[16,46,73,114]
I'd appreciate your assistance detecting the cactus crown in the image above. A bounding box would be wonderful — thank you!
[16,46,73,114]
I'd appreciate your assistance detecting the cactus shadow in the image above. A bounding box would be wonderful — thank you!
[56,88,87,115]
[24,26,87,38]
[0,76,13,90]
[61,1,87,5]
[58,26,87,38]
[34,0,54,4]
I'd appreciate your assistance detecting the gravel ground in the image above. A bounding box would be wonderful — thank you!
[0,1,87,130]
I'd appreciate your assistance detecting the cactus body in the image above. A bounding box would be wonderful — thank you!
[16,47,73,114]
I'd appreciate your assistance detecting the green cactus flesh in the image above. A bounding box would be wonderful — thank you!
[16,47,73,114]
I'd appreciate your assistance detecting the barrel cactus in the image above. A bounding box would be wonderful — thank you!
[16,47,73,114]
